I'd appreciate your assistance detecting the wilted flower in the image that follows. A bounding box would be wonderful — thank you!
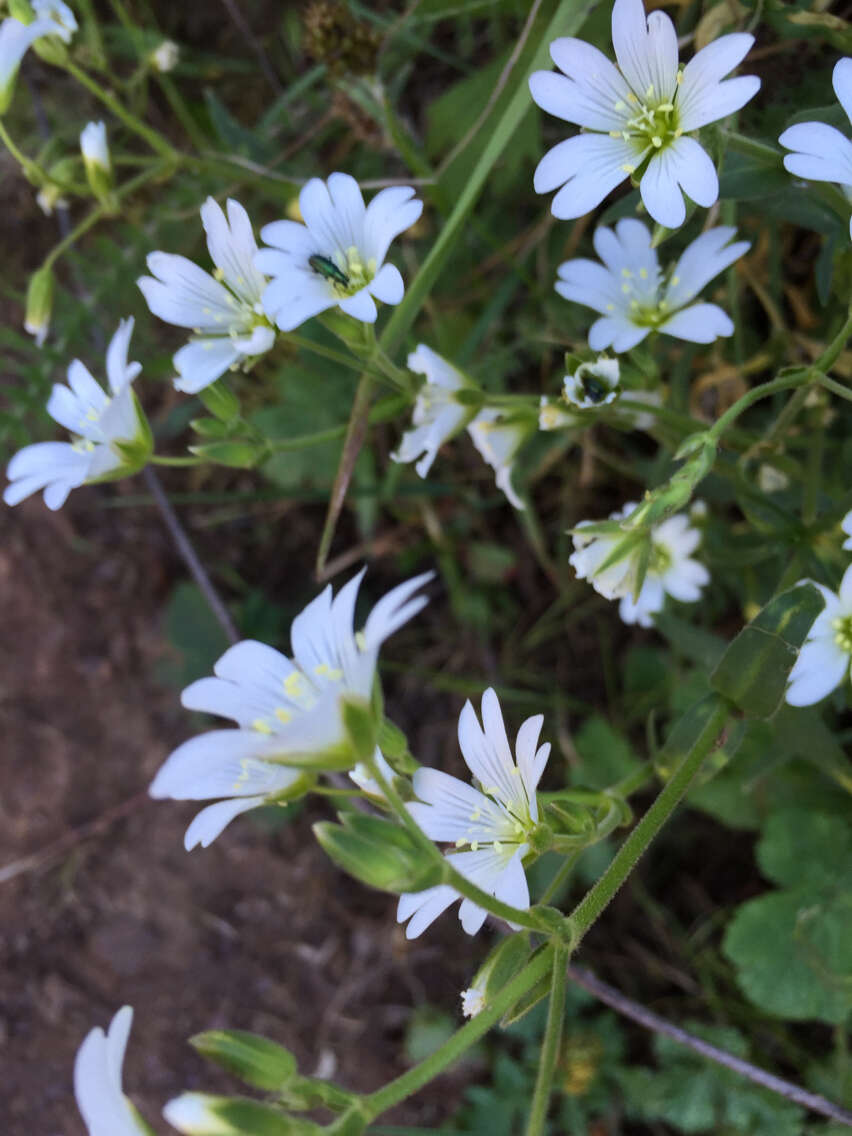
[529,0,759,227]
[0,0,76,113]
[468,409,532,510]
[138,197,275,394]
[149,569,432,848]
[74,1006,150,1136]
[556,220,748,352]
[779,58,852,238]
[563,357,620,409]
[391,344,478,477]
[460,983,487,1018]
[786,568,852,706]
[570,501,709,627]
[397,688,549,938]
[4,318,151,510]
[255,172,422,330]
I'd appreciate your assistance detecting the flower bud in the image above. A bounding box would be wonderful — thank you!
[24,263,53,347]
[163,1093,321,1135]
[190,1031,297,1092]
[80,121,114,205]
[150,39,179,72]
[313,814,442,894]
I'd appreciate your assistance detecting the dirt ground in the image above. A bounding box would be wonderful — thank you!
[0,490,484,1135]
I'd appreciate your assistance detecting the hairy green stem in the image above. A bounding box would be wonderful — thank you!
[525,947,567,1136]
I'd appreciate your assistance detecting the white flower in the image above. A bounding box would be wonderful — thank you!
[529,0,759,227]
[4,318,149,511]
[538,396,577,431]
[786,569,852,706]
[617,386,663,431]
[842,510,852,551]
[391,344,477,477]
[563,357,620,408]
[460,983,487,1018]
[571,501,709,627]
[779,58,852,239]
[255,172,422,331]
[74,1006,149,1136]
[80,120,109,170]
[150,39,179,72]
[396,688,549,939]
[149,569,432,849]
[349,747,396,798]
[467,408,531,510]
[138,197,275,394]
[556,219,748,352]
[0,1,75,111]
[36,182,66,214]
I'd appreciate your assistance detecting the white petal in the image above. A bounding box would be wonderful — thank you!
[659,302,733,342]
[529,70,626,133]
[338,287,377,322]
[368,262,404,305]
[514,714,547,799]
[838,562,852,604]
[555,256,622,316]
[833,57,852,125]
[493,847,530,911]
[172,338,240,394]
[4,441,89,507]
[74,1007,141,1136]
[362,185,422,266]
[184,796,267,850]
[260,273,336,331]
[408,769,506,843]
[676,33,756,130]
[780,122,852,187]
[679,74,760,132]
[299,175,358,257]
[397,884,459,939]
[105,318,141,394]
[786,639,848,706]
[66,358,108,411]
[619,576,665,626]
[362,571,434,651]
[665,226,749,308]
[612,0,679,102]
[589,316,650,353]
[138,253,238,331]
[148,730,300,801]
[662,557,709,602]
[257,218,317,259]
[640,138,719,228]
[202,196,266,305]
[535,134,634,218]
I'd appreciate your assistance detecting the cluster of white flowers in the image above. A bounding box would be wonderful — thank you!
[0,1,77,112]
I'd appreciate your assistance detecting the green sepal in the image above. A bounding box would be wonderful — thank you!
[165,1093,320,1135]
[341,694,376,763]
[499,943,552,1027]
[710,583,826,719]
[376,718,419,775]
[24,264,53,341]
[264,743,353,773]
[191,416,234,439]
[313,814,443,894]
[189,440,269,468]
[198,379,241,422]
[190,1030,298,1091]
[280,1075,357,1113]
[468,932,532,1010]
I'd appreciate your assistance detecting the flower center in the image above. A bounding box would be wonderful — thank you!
[832,615,852,653]
[250,663,345,734]
[649,539,672,576]
[612,77,683,175]
[309,246,376,297]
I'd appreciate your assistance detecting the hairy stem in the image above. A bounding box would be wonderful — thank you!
[525,947,567,1136]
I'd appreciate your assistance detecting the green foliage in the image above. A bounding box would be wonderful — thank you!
[190,1030,298,1092]
[159,581,231,688]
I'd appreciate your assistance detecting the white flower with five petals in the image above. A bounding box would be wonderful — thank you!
[149,569,432,849]
[255,172,422,331]
[556,219,748,353]
[138,197,275,394]
[4,318,149,511]
[786,568,852,706]
[397,688,549,939]
[0,1,76,112]
[529,0,759,227]
[391,344,477,477]
[74,1006,150,1136]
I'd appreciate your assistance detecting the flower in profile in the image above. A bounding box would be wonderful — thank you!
[397,688,549,939]
[529,0,759,227]
[150,39,179,72]
[255,172,422,330]
[391,344,478,477]
[779,58,852,238]
[786,568,852,706]
[0,0,76,113]
[556,220,748,352]
[80,120,113,205]
[538,396,577,432]
[842,509,852,551]
[570,501,709,627]
[563,357,620,409]
[149,569,433,849]
[467,409,532,510]
[74,1006,150,1136]
[138,197,275,394]
[4,318,151,510]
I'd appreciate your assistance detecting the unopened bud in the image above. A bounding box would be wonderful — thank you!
[80,121,115,206]
[24,264,53,347]
[150,39,179,72]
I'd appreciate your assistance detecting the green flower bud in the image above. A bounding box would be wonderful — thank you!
[190,1031,297,1092]
[313,814,442,894]
[188,439,269,468]
[24,264,53,346]
[80,121,115,207]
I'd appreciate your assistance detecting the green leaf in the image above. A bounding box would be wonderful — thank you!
[710,583,825,718]
[197,379,241,422]
[190,1031,297,1091]
[572,716,640,790]
[160,582,231,688]
[190,440,269,468]
[757,809,852,891]
[723,888,852,1023]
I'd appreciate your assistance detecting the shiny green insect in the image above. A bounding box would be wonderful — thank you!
[579,374,608,404]
[308,254,350,288]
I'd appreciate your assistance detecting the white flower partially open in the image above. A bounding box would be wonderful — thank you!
[4,318,149,511]
[556,220,748,353]
[571,501,709,627]
[392,344,477,477]
[467,409,531,510]
[563,357,620,409]
[779,58,852,239]
[786,568,852,706]
[138,197,275,394]
[529,0,759,227]
[74,1006,150,1136]
[0,1,76,112]
[255,172,422,331]
[397,688,549,939]
[149,569,433,849]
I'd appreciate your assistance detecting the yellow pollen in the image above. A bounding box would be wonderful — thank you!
[639,268,648,279]
[673,128,683,138]
[314,663,343,680]
[284,672,305,694]
[455,838,465,848]
[609,131,621,139]
[627,92,638,104]
[606,303,615,311]
[213,267,225,281]
[274,707,292,724]
[622,283,632,294]
[85,408,100,421]
[252,718,272,734]
[651,136,662,148]
[470,841,479,851]
[355,630,367,651]
[645,84,654,98]
[621,268,632,278]
[470,807,482,821]
[676,70,683,84]
[621,163,635,174]
[492,840,500,853]
[671,275,680,286]
[614,100,626,111]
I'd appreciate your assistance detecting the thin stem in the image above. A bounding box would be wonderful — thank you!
[0,118,50,184]
[539,849,583,906]
[814,305,852,373]
[150,454,204,466]
[568,695,729,943]
[63,59,179,160]
[816,373,852,404]
[525,947,567,1136]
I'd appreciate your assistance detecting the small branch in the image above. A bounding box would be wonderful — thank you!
[568,967,852,1129]
[142,467,239,645]
[219,0,284,95]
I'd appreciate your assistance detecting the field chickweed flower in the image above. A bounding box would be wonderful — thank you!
[150,39,179,72]
[139,197,274,394]
[255,172,422,330]
[786,568,852,706]
[397,688,549,939]
[4,318,151,510]
[74,1006,150,1136]
[529,0,759,227]
[571,502,709,627]
[0,1,76,112]
[392,344,478,477]
[563,357,620,409]
[779,58,852,238]
[468,409,532,510]
[149,569,433,849]
[557,219,749,352]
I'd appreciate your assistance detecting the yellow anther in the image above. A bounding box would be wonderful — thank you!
[492,840,501,853]
[606,303,615,311]
[651,136,662,148]
[213,267,225,282]
[627,92,638,104]
[622,283,631,294]
[314,663,343,680]
[670,275,680,287]
[284,671,305,694]
[470,841,479,852]
[621,268,632,278]
[85,408,100,421]
[674,128,683,138]
[470,807,482,821]
[639,268,648,279]
[274,707,292,724]
[676,69,683,84]
[621,163,635,174]
[614,100,626,111]
[455,838,466,848]
[609,131,622,139]
[252,718,273,734]
[645,84,654,98]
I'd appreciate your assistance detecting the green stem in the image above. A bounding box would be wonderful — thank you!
[707,373,810,444]
[539,849,582,907]
[150,454,203,466]
[816,373,852,404]
[525,947,567,1136]
[722,130,782,165]
[568,696,730,942]
[0,119,51,185]
[814,306,852,373]
[63,59,179,161]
